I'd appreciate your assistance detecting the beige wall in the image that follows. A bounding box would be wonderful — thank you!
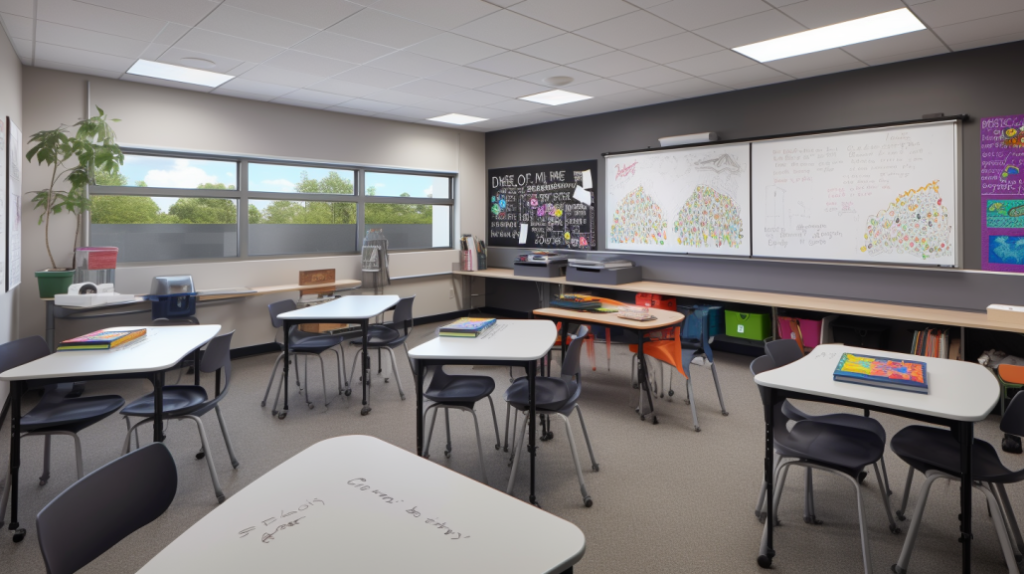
[0,26,21,404]
[20,67,486,349]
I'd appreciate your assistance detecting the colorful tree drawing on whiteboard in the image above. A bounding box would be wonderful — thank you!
[861,181,952,260]
[610,186,667,245]
[673,185,744,248]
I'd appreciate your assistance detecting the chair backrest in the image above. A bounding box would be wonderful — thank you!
[392,296,415,333]
[765,338,804,368]
[0,336,60,393]
[199,331,235,396]
[36,443,177,574]
[750,354,775,376]
[561,325,590,382]
[1002,389,1024,437]
[268,299,298,329]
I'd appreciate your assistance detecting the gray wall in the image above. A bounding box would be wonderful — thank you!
[485,41,1024,313]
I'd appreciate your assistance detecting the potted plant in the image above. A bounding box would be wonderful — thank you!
[26,107,123,298]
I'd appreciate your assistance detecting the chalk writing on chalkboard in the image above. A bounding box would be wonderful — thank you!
[348,477,472,541]
[237,497,326,544]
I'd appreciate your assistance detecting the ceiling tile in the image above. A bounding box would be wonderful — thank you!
[371,0,500,30]
[1,13,32,40]
[224,0,364,29]
[603,88,676,106]
[378,105,436,118]
[272,88,351,107]
[240,64,331,88]
[763,0,804,6]
[408,97,475,112]
[694,9,805,48]
[442,89,508,105]
[648,0,773,30]
[175,28,285,62]
[912,0,1024,29]
[780,0,906,28]
[516,34,614,65]
[948,28,1024,51]
[468,51,553,76]
[10,37,31,62]
[518,65,599,86]
[335,98,403,112]
[362,90,428,106]
[624,0,675,8]
[227,61,259,76]
[214,77,295,99]
[569,50,657,76]
[330,105,382,117]
[35,41,135,72]
[841,29,948,65]
[196,5,319,48]
[488,97,547,111]
[0,0,33,18]
[764,48,865,78]
[75,0,220,27]
[293,32,395,65]
[327,9,442,49]
[478,78,548,97]
[35,20,147,59]
[461,106,517,119]
[933,8,1024,47]
[36,0,166,42]
[154,23,192,45]
[508,0,638,31]
[393,78,466,98]
[612,65,691,87]
[333,65,419,88]
[368,51,456,77]
[624,33,721,64]
[701,64,792,89]
[667,50,756,75]
[576,10,685,49]
[485,0,526,6]
[157,47,245,74]
[451,10,562,50]
[263,50,355,76]
[38,57,123,78]
[273,96,342,110]
[647,76,730,97]
[570,78,635,96]
[406,33,505,64]
[429,66,506,88]
[308,77,381,97]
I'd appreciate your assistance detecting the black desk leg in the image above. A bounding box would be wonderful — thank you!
[758,387,775,568]
[153,371,165,443]
[960,421,973,573]
[635,331,658,424]
[361,319,371,416]
[528,359,538,507]
[194,349,201,385]
[416,360,425,457]
[278,321,290,419]
[8,381,24,542]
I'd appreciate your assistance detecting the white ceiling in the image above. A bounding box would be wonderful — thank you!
[1,0,1022,132]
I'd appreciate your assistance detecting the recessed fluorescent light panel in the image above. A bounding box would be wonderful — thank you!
[734,8,926,63]
[519,89,592,106]
[428,113,488,125]
[127,59,234,88]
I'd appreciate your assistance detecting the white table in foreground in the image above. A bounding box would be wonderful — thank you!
[753,344,999,574]
[137,435,585,574]
[408,320,557,506]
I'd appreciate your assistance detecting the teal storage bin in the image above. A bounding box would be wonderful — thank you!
[725,309,771,340]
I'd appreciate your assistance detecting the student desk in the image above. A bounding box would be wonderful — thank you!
[276,295,399,418]
[0,325,220,543]
[754,344,999,573]
[532,306,684,424]
[136,435,585,574]
[408,320,556,506]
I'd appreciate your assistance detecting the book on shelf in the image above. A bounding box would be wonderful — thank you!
[909,327,953,359]
[460,234,481,271]
[440,317,496,337]
[833,352,928,394]
[57,328,147,351]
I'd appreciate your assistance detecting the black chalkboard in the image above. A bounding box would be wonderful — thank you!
[487,160,598,250]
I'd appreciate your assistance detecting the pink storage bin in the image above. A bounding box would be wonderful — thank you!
[777,316,822,350]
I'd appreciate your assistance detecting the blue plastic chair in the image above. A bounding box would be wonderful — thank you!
[36,443,176,574]
[421,367,501,485]
[670,305,728,425]
[262,299,346,411]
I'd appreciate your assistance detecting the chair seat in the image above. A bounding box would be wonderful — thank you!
[891,425,1015,482]
[782,402,887,441]
[348,324,406,348]
[22,395,126,433]
[505,377,573,413]
[291,332,343,352]
[776,421,885,477]
[121,386,208,418]
[424,375,495,406]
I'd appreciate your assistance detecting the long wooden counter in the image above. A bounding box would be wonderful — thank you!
[454,268,1024,335]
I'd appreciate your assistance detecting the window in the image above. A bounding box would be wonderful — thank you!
[89,152,454,262]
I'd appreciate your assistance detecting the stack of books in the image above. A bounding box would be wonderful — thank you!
[440,317,496,338]
[57,328,147,351]
[910,328,951,358]
[833,352,928,394]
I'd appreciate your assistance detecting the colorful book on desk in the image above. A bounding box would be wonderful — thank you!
[551,295,602,311]
[440,318,496,337]
[833,353,928,394]
[57,328,147,351]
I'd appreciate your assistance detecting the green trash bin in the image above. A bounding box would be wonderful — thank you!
[725,309,771,341]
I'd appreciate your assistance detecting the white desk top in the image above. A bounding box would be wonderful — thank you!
[755,344,999,422]
[408,320,557,362]
[0,326,221,381]
[278,295,400,322]
[137,436,585,574]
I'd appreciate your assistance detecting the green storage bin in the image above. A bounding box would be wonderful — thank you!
[725,309,771,340]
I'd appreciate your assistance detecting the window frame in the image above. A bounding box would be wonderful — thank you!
[88,149,457,264]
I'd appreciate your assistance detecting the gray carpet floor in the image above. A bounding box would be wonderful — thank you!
[0,320,1020,574]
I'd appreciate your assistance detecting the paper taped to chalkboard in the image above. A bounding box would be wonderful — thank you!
[573,186,591,205]
[581,170,593,190]
[519,223,528,245]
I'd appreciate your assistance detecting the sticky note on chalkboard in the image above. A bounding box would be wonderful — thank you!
[518,223,528,245]
[581,170,593,190]
[573,185,591,205]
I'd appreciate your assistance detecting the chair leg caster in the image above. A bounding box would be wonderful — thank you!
[360,406,371,416]
[344,389,352,396]
[892,564,907,574]
[584,497,593,508]
[1003,434,1023,454]
[896,510,906,521]
[668,389,675,397]
[13,528,26,543]
[232,462,240,469]
[277,412,288,420]
[757,554,772,568]
[693,425,700,432]
[444,449,451,459]
[260,400,266,407]
[721,410,729,416]
[804,516,823,525]
[196,452,206,460]
[39,478,47,486]
[857,471,867,484]
[217,494,226,504]
[592,463,600,472]
[494,443,500,450]
[889,524,902,535]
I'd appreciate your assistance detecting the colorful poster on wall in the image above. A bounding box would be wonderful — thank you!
[981,115,1024,271]
[7,118,20,291]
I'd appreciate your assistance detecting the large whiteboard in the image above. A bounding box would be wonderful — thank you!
[605,142,751,256]
[751,121,959,266]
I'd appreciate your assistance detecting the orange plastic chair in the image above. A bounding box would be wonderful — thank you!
[553,296,619,372]
[999,364,1024,414]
